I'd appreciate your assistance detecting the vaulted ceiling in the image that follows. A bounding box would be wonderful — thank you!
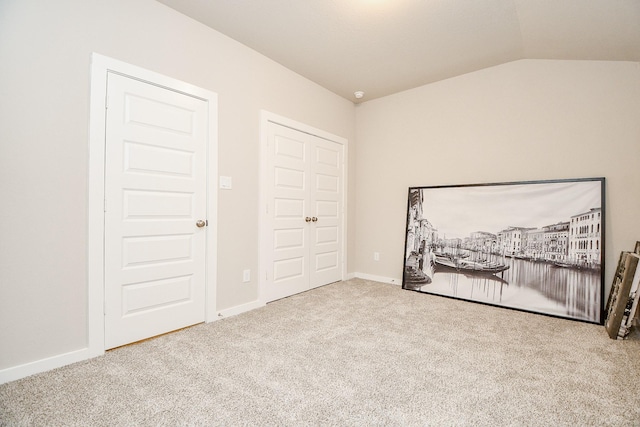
[157,0,640,102]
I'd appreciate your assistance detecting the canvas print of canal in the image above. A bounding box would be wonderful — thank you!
[402,178,605,324]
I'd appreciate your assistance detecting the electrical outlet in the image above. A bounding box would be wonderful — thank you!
[242,269,251,283]
[374,252,380,261]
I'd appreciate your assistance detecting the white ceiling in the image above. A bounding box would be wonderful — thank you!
[157,0,640,102]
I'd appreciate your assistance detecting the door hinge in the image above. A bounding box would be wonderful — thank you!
[105,95,109,109]
[103,198,107,212]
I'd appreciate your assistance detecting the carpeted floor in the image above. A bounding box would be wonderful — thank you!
[1,278,639,426]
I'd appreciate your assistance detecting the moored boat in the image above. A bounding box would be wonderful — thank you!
[435,255,509,275]
[552,261,580,269]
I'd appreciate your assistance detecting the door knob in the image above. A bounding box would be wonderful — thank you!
[312,217,318,222]
[196,220,207,228]
[305,217,312,223]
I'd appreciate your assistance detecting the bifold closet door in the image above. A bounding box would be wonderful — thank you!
[265,122,343,302]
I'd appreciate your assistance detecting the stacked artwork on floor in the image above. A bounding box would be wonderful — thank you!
[605,242,640,339]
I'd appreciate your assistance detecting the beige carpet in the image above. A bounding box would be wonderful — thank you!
[1,278,640,426]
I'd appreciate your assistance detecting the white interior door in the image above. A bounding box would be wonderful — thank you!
[309,138,342,288]
[264,122,343,302]
[104,72,208,349]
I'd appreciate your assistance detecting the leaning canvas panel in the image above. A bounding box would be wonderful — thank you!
[620,259,640,337]
[605,251,640,339]
[605,252,628,319]
[402,177,605,324]
[631,241,640,328]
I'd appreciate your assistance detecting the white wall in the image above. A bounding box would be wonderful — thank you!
[0,0,356,373]
[354,59,640,294]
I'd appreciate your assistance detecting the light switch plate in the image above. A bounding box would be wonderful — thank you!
[220,176,232,189]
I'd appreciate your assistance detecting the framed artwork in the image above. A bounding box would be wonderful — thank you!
[402,178,605,324]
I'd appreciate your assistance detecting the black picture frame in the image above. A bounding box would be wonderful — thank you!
[402,177,605,324]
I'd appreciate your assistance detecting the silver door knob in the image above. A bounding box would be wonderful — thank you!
[305,217,312,222]
[196,220,207,228]
[312,217,318,222]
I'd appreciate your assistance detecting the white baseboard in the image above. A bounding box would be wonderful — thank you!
[353,272,402,286]
[0,347,91,385]
[0,300,267,385]
[217,299,265,319]
[344,272,356,280]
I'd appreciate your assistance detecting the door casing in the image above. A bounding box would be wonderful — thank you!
[259,111,348,304]
[88,53,218,357]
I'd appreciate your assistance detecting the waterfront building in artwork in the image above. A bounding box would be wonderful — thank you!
[441,237,463,251]
[542,222,569,262]
[569,208,602,267]
[406,190,440,256]
[404,189,437,288]
[421,220,437,248]
[497,226,535,256]
[524,228,545,260]
[405,189,424,260]
[466,231,497,253]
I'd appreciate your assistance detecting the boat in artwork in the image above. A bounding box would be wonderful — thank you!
[434,254,510,275]
[552,261,576,269]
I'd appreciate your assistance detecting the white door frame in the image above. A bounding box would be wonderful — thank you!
[88,53,218,357]
[258,111,347,304]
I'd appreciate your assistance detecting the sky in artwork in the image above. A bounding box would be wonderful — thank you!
[419,180,602,239]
